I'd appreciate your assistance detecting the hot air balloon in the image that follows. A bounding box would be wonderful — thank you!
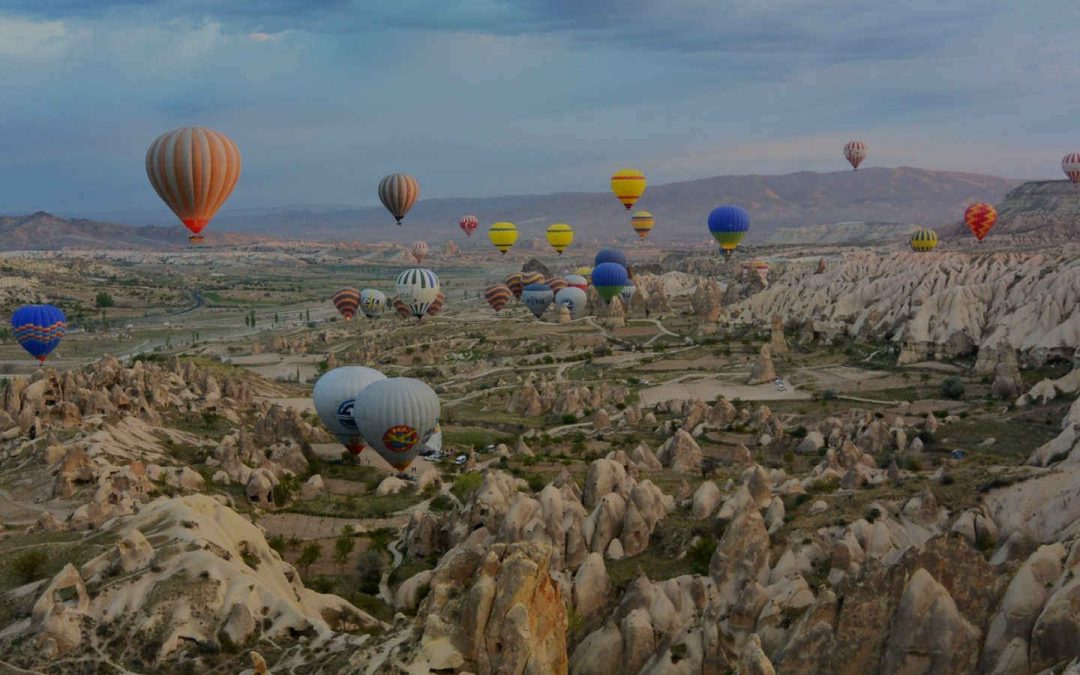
[620,284,636,305]
[425,423,443,454]
[555,286,587,319]
[485,284,512,313]
[522,283,554,319]
[396,268,441,319]
[964,203,997,241]
[378,173,419,225]
[740,260,770,284]
[12,304,66,364]
[594,248,627,268]
[547,277,567,295]
[844,141,867,170]
[392,299,412,319]
[426,292,445,317]
[610,169,646,210]
[459,214,479,237]
[910,228,939,252]
[546,223,574,255]
[332,287,361,321]
[353,377,440,473]
[410,241,430,265]
[573,266,593,282]
[707,205,750,257]
[505,272,524,299]
[313,366,387,454]
[592,262,628,304]
[145,127,241,243]
[489,221,518,255]
[565,274,588,291]
[1062,153,1080,186]
[631,211,655,240]
[521,271,545,287]
[359,289,387,318]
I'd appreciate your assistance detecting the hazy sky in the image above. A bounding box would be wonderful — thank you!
[2,1,1079,218]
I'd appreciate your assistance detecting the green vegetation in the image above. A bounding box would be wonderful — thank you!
[451,472,484,502]
[940,377,966,400]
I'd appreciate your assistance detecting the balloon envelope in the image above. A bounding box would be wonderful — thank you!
[313,366,387,453]
[1063,153,1080,185]
[485,283,512,312]
[844,141,867,170]
[594,248,627,268]
[396,268,441,319]
[546,277,567,295]
[592,262,628,303]
[459,214,479,237]
[410,241,429,264]
[12,304,66,363]
[489,222,518,255]
[359,289,387,318]
[610,169,646,210]
[555,286,587,319]
[631,211,655,240]
[910,228,938,252]
[546,223,574,255]
[520,271,545,287]
[620,284,636,305]
[504,272,524,299]
[379,173,419,224]
[565,274,588,291]
[353,377,440,471]
[146,127,241,243]
[964,203,997,241]
[332,287,360,320]
[426,292,445,317]
[707,205,750,256]
[522,283,554,319]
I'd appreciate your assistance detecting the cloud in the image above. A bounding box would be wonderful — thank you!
[0,15,72,57]
[248,31,288,42]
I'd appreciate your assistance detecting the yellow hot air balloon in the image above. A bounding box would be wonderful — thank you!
[610,168,646,210]
[573,265,593,282]
[546,223,574,255]
[910,228,938,252]
[630,211,654,240]
[489,221,518,255]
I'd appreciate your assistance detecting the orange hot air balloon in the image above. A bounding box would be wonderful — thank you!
[146,127,241,244]
[964,203,997,241]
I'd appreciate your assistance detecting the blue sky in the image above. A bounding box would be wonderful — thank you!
[1,1,1078,219]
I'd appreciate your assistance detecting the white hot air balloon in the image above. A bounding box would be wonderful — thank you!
[313,366,387,454]
[555,286,587,320]
[353,377,440,472]
[395,268,441,320]
[620,284,636,305]
[359,289,387,318]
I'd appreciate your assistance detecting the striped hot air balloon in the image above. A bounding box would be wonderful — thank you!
[459,214,479,237]
[610,169,646,210]
[410,241,430,265]
[426,292,445,317]
[146,127,241,243]
[546,277,567,295]
[546,223,574,255]
[392,298,411,319]
[332,287,361,320]
[378,173,419,225]
[521,271,545,287]
[844,141,868,170]
[489,221,518,255]
[707,205,750,257]
[505,272,524,299]
[910,228,939,252]
[964,203,997,241]
[12,304,66,363]
[485,284,512,313]
[396,268,441,319]
[631,211,655,240]
[359,289,386,318]
[1062,153,1080,186]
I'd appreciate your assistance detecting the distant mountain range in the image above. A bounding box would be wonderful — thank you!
[2,167,1034,249]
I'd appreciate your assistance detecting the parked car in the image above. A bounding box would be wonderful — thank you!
[455,454,468,465]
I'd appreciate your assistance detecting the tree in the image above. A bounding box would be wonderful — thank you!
[333,527,356,574]
[355,550,384,594]
[940,377,965,401]
[298,542,321,577]
[95,292,115,308]
[306,309,311,322]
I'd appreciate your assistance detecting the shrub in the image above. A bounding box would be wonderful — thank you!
[12,549,49,584]
[451,473,484,502]
[940,377,965,400]
[686,537,717,575]
[561,414,578,425]
[429,494,454,512]
[822,389,839,401]
[356,551,384,595]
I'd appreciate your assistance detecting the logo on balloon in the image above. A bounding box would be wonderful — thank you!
[382,425,419,453]
[336,400,358,430]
